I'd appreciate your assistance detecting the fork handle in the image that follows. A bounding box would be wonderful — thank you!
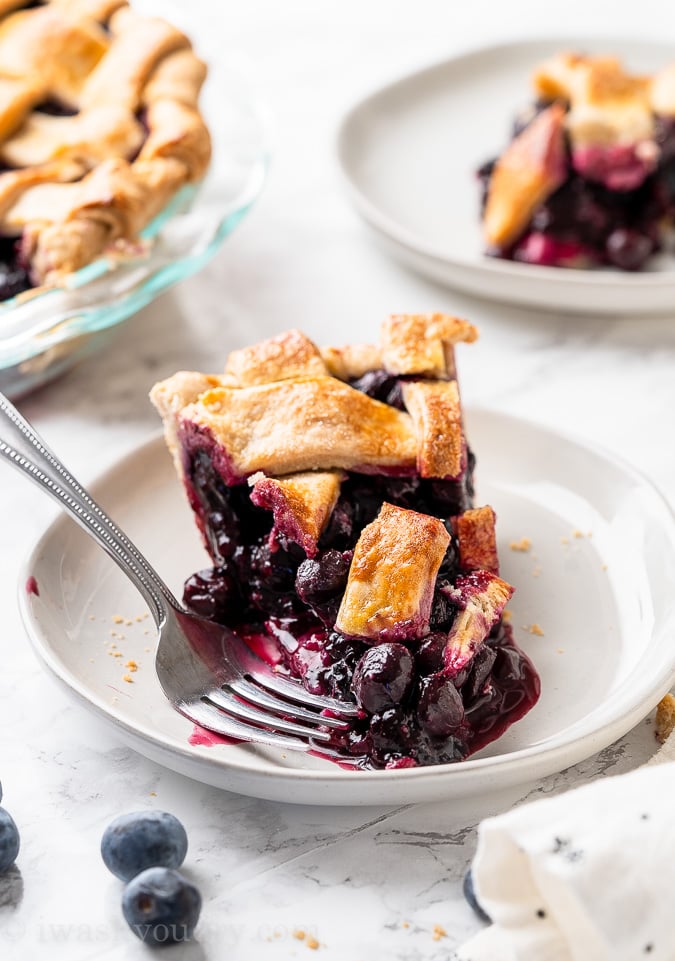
[0,392,177,628]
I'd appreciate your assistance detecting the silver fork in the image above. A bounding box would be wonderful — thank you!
[0,393,361,763]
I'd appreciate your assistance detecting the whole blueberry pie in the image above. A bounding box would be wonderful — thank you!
[151,316,540,770]
[479,53,675,270]
[0,0,211,301]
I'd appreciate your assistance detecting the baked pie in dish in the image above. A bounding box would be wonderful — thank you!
[0,0,211,301]
[479,52,675,270]
[151,316,540,770]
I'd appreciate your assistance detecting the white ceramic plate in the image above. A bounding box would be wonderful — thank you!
[338,38,675,315]
[19,411,675,805]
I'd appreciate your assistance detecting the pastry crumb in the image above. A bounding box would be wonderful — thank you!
[125,660,138,672]
[89,614,96,621]
[509,537,532,552]
[112,614,124,624]
[306,936,320,950]
[529,623,545,636]
[293,930,306,941]
[557,648,564,654]
[149,791,157,797]
[532,566,541,577]
[502,609,512,623]
[401,921,410,929]
[111,651,123,658]
[122,674,134,684]
[601,563,608,571]
[573,529,584,539]
[432,924,447,941]
[125,619,133,626]
[560,536,569,545]
[655,693,675,743]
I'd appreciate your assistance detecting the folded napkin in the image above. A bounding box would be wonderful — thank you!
[459,702,675,961]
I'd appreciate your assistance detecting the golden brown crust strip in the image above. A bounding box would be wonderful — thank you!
[249,470,343,558]
[381,314,478,377]
[484,103,567,248]
[401,379,464,479]
[454,506,499,575]
[225,330,328,387]
[183,376,419,481]
[335,503,450,641]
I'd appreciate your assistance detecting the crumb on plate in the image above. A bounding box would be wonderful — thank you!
[509,537,532,552]
[655,693,675,743]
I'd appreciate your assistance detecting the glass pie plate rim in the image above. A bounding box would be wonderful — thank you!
[18,409,675,806]
[0,55,270,399]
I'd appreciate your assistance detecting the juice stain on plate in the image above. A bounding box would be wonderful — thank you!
[189,724,238,747]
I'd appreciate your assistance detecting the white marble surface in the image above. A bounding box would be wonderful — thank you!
[2,1,675,958]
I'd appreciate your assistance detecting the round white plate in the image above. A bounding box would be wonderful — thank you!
[19,411,675,805]
[337,38,675,315]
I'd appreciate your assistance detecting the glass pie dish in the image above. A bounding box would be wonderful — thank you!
[0,56,269,399]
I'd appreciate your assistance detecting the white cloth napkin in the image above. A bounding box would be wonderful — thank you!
[458,728,675,961]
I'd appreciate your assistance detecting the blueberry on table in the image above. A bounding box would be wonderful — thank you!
[122,867,201,946]
[101,811,188,881]
[463,868,491,923]
[0,807,20,873]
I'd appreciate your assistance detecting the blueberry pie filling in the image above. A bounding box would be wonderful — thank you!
[0,0,211,302]
[151,318,540,770]
[479,53,675,270]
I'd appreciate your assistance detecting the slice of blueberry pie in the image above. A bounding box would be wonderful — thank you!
[479,53,675,270]
[0,0,211,301]
[151,316,540,770]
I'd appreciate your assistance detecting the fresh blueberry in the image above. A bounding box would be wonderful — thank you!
[417,674,465,738]
[101,811,188,882]
[122,867,201,946]
[352,643,414,714]
[463,868,491,923]
[0,808,20,873]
